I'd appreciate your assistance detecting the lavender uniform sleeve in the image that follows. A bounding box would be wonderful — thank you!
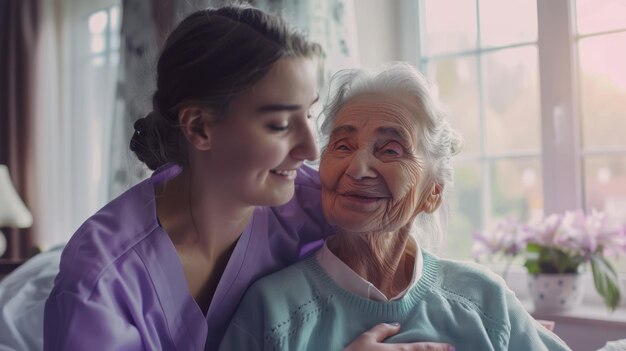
[504,291,571,351]
[44,292,143,351]
[269,165,334,259]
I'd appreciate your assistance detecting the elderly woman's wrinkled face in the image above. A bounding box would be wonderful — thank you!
[320,96,434,233]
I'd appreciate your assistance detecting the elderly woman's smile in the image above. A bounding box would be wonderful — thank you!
[337,189,390,212]
[320,97,430,233]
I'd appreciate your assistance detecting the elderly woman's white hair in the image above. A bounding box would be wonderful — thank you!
[318,62,463,251]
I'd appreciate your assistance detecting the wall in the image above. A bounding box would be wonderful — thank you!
[353,0,401,67]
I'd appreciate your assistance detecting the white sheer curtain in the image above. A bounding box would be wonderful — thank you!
[33,0,120,249]
[32,0,71,249]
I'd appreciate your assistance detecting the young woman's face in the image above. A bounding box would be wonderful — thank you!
[207,57,319,206]
[319,96,430,233]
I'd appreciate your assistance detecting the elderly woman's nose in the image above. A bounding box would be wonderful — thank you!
[345,149,377,180]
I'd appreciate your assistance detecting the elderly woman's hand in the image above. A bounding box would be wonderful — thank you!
[344,323,455,351]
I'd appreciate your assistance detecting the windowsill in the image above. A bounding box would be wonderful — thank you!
[524,300,626,327]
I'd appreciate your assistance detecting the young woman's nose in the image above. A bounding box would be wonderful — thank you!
[289,120,320,161]
[345,149,377,180]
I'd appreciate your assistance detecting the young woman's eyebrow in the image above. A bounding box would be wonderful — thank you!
[256,96,319,114]
[257,104,302,113]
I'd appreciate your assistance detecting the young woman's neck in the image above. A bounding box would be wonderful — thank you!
[329,226,414,298]
[156,167,253,258]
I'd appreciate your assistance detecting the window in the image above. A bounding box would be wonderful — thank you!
[412,0,626,273]
[65,0,120,231]
[576,0,626,272]
[576,0,626,218]
[417,0,542,259]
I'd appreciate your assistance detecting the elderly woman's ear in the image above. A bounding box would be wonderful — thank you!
[420,183,443,214]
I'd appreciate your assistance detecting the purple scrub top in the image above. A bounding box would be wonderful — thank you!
[43,163,332,351]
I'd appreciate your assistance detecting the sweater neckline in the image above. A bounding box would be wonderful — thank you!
[302,250,440,316]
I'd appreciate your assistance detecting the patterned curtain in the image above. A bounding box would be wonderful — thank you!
[253,0,359,79]
[107,0,359,199]
[107,0,159,199]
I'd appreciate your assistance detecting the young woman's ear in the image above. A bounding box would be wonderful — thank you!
[178,106,213,151]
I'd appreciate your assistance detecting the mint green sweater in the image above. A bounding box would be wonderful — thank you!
[219,251,570,351]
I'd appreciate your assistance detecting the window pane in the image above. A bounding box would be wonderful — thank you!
[71,5,120,224]
[110,31,119,51]
[90,56,105,67]
[90,34,105,54]
[584,155,626,217]
[479,0,537,48]
[445,162,482,259]
[88,10,108,35]
[576,0,626,35]
[426,57,480,154]
[491,158,543,220]
[579,33,626,148]
[421,0,477,56]
[483,46,540,153]
[109,6,120,32]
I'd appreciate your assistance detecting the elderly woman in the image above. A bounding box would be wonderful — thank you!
[219,64,571,351]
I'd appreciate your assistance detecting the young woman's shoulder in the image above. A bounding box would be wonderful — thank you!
[268,164,333,245]
[55,177,161,294]
[294,163,321,190]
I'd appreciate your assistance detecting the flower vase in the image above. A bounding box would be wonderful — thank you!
[528,274,584,311]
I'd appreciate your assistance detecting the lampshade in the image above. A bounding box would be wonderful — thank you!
[0,165,33,228]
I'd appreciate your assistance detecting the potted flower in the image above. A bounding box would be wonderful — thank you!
[473,209,626,311]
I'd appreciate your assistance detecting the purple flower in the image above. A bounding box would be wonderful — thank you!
[554,209,592,256]
[593,211,626,258]
[473,210,626,263]
[524,214,562,246]
[472,217,526,260]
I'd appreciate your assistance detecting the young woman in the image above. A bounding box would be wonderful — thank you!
[43,6,452,351]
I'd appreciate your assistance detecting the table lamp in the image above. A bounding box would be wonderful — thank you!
[0,165,33,257]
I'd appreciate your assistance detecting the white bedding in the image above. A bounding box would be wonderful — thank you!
[0,246,63,351]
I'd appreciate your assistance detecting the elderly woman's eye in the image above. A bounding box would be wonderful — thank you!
[333,142,351,151]
[378,142,403,157]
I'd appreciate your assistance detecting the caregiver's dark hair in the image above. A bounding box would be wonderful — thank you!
[130,5,323,170]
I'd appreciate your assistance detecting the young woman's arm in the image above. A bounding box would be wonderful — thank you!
[44,292,143,351]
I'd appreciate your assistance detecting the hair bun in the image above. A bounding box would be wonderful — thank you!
[129,113,163,170]
[134,117,147,135]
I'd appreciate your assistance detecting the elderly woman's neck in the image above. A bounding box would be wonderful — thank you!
[329,229,415,298]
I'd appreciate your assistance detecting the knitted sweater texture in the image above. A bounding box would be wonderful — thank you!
[220,251,571,351]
